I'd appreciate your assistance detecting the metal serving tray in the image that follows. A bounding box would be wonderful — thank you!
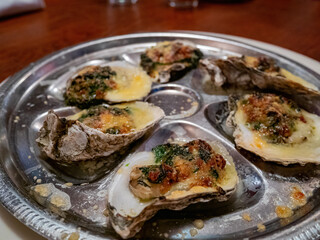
[1,32,320,240]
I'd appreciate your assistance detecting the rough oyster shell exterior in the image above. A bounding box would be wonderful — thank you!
[108,188,233,239]
[200,57,320,115]
[37,103,165,162]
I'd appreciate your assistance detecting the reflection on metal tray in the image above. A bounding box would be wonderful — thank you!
[1,32,320,240]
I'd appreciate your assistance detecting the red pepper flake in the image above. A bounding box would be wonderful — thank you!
[299,115,307,123]
[148,170,161,182]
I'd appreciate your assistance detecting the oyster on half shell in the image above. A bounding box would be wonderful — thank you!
[65,61,152,108]
[227,93,320,165]
[107,139,238,239]
[200,56,320,114]
[37,102,165,162]
[140,40,203,83]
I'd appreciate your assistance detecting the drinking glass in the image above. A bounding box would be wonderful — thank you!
[109,0,138,5]
[168,0,199,8]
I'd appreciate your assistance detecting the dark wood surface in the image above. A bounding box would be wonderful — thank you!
[0,0,319,82]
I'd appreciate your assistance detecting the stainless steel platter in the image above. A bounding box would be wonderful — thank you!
[1,32,320,240]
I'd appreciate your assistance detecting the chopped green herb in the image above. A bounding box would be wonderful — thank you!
[140,54,155,75]
[64,66,117,108]
[78,114,88,122]
[152,143,192,165]
[241,99,248,105]
[152,145,169,164]
[210,168,219,179]
[253,122,261,130]
[124,107,132,114]
[110,107,127,116]
[243,93,302,144]
[139,166,150,176]
[139,165,166,184]
[199,148,211,162]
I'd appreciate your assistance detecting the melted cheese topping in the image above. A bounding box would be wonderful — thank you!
[113,102,156,131]
[68,107,134,133]
[244,56,259,67]
[100,112,133,133]
[105,64,151,102]
[280,68,318,90]
[68,101,158,134]
[68,111,85,121]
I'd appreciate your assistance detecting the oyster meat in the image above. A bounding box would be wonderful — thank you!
[140,40,203,83]
[65,61,152,108]
[200,56,320,114]
[228,93,320,165]
[37,101,165,162]
[107,139,238,239]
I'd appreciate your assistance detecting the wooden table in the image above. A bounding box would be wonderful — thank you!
[0,0,319,83]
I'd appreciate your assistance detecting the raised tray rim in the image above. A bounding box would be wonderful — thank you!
[1,31,320,240]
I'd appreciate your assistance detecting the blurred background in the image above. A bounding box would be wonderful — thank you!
[0,0,319,83]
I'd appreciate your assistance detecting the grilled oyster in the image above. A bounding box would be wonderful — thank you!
[107,139,238,239]
[37,102,165,162]
[200,56,320,114]
[228,93,320,165]
[65,61,152,108]
[140,40,203,83]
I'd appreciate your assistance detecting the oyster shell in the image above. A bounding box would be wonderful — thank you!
[107,139,238,239]
[65,61,152,108]
[228,93,320,165]
[37,102,165,162]
[140,40,203,83]
[200,56,320,114]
